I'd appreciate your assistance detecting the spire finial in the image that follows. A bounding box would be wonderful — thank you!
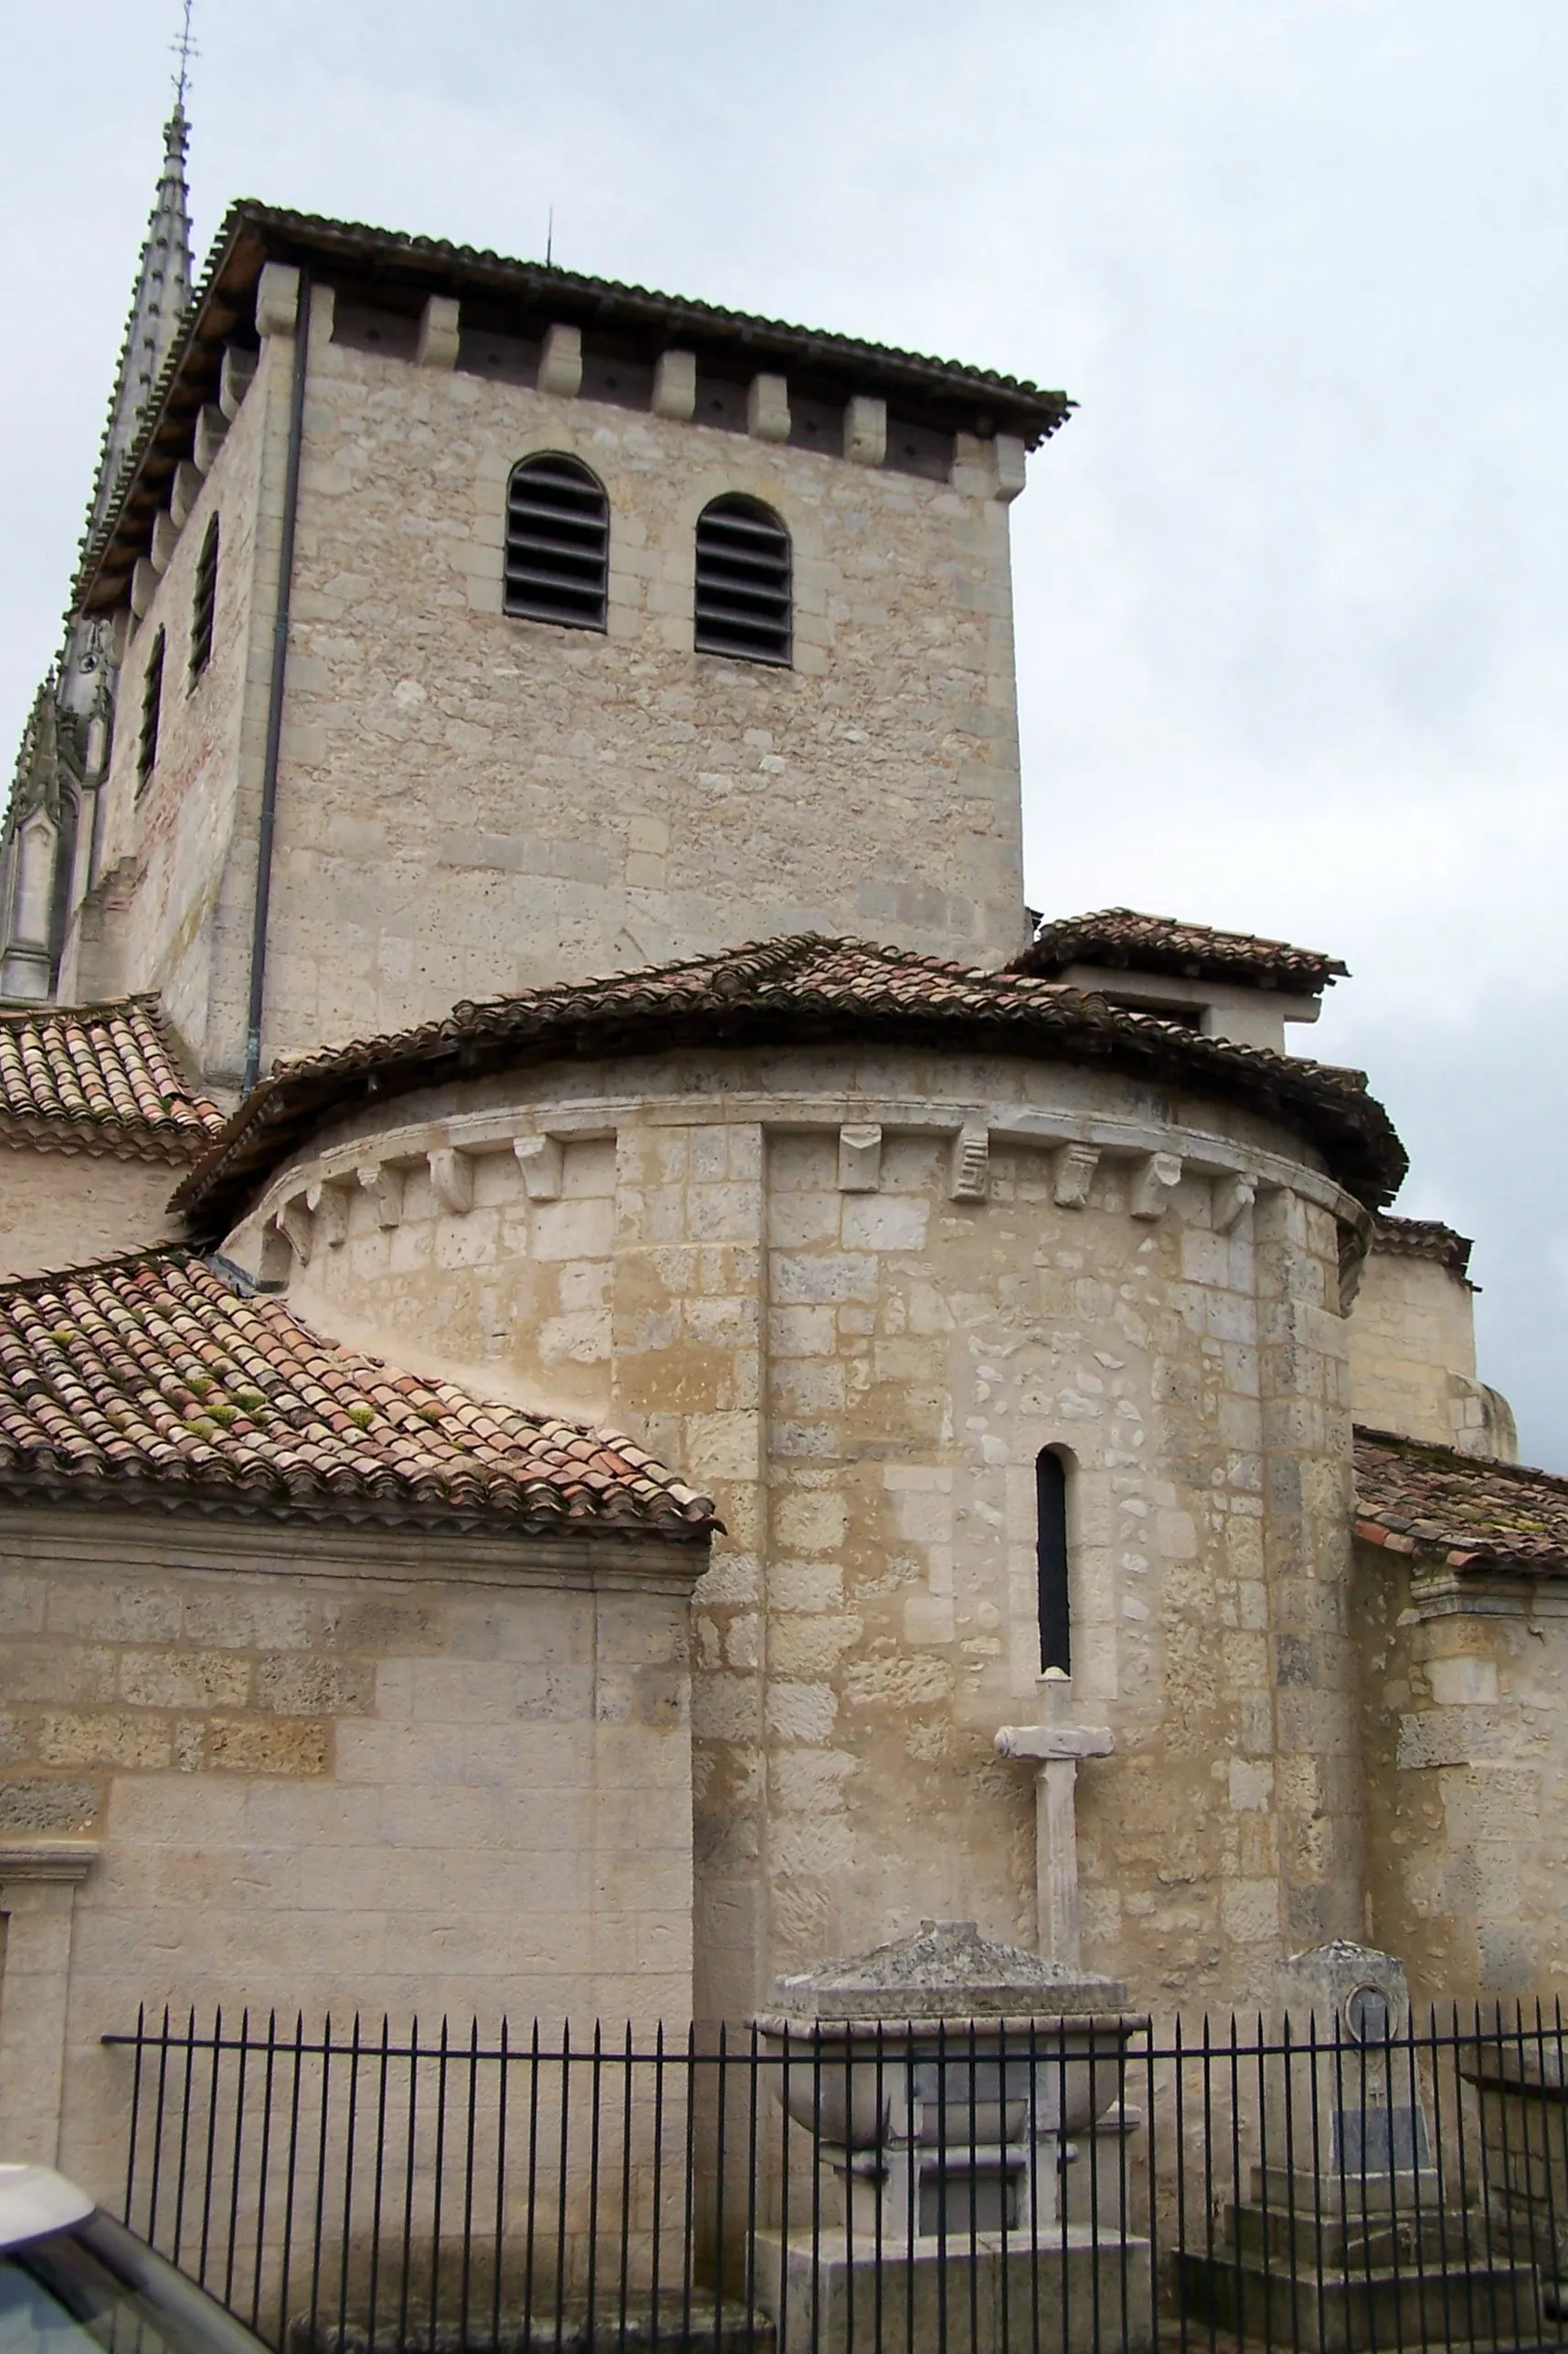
[171,0,197,111]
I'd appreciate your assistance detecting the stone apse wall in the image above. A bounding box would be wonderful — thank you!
[84,281,1030,1088]
[228,1040,1369,2024]
[0,1511,700,2189]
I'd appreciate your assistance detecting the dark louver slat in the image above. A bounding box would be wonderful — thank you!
[504,456,609,631]
[694,497,791,665]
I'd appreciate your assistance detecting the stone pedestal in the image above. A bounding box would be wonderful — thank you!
[752,1922,1151,2354]
[755,2228,1150,2354]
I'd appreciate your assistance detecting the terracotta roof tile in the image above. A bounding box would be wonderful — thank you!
[1009,909,1348,992]
[0,1252,717,1543]
[174,936,1405,1230]
[1372,1215,1473,1278]
[1353,1427,1568,1576]
[0,996,221,1162]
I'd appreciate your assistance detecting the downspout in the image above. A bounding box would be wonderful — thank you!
[243,263,312,1091]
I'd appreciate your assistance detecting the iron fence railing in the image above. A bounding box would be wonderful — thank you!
[101,2004,1568,2354]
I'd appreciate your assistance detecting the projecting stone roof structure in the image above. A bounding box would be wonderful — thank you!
[1372,1215,1474,1279]
[170,935,1408,1229]
[0,1251,716,1541]
[0,997,221,1162]
[1353,1427,1568,1576]
[1011,908,1349,993]
[77,199,1073,616]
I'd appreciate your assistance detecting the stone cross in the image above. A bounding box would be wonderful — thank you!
[994,1675,1114,1970]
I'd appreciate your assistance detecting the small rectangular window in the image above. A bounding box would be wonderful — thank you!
[189,516,219,684]
[137,631,165,793]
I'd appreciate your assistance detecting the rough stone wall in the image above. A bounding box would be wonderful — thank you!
[1357,1546,1568,2003]
[0,1142,184,1279]
[234,1041,1365,2022]
[1348,1248,1515,1458]
[69,326,283,1088]
[0,1513,697,2193]
[83,295,1029,1084]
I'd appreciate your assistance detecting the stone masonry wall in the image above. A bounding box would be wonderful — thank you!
[0,1141,185,1280]
[0,1513,697,2197]
[1348,1247,1515,1458]
[229,1040,1366,2023]
[70,319,284,1087]
[84,290,1029,1086]
[1357,1545,1568,2003]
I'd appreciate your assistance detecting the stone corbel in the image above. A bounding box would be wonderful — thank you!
[275,1195,313,1266]
[994,434,1027,502]
[357,1161,404,1229]
[1053,1143,1099,1209]
[169,461,205,528]
[193,405,228,472]
[255,260,301,339]
[1337,1199,1376,1316]
[1212,1172,1257,1234]
[1129,1151,1183,1220]
[514,1135,564,1201]
[838,1123,883,1193]
[150,512,178,574]
[418,295,461,369]
[652,349,697,420]
[306,1176,352,1249]
[218,345,257,420]
[949,1124,990,1202]
[428,1146,475,1216]
[538,323,583,398]
[843,396,886,466]
[130,559,159,620]
[747,374,791,443]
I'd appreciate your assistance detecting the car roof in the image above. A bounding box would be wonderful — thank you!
[0,2165,95,2250]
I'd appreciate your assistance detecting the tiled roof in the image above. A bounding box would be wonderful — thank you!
[0,1253,716,1543]
[1354,1428,1568,1576]
[79,201,1072,615]
[1372,1215,1474,1279]
[174,935,1406,1229]
[0,996,221,1162]
[1010,909,1348,992]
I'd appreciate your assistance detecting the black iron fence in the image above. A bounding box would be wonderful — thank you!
[101,2004,1568,2354]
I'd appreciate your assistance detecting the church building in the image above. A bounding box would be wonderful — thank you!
[0,95,1563,2193]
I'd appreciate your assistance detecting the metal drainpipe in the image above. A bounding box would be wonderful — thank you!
[242,263,313,1092]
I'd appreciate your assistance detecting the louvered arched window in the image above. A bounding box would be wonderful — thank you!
[694,496,791,666]
[1036,1448,1071,1675]
[189,515,219,684]
[136,631,165,794]
[504,454,609,631]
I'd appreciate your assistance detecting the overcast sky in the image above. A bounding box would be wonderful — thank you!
[3,0,1564,1462]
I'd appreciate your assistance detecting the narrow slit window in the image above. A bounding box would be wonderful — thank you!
[1036,1449,1071,1675]
[189,515,219,684]
[694,495,791,665]
[503,454,609,631]
[136,631,165,793]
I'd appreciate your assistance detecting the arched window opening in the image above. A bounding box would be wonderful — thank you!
[694,495,791,665]
[503,454,609,631]
[189,515,219,684]
[136,631,165,794]
[1036,1448,1071,1675]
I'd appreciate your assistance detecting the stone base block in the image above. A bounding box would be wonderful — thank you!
[1178,2245,1541,2353]
[753,2227,1152,2354]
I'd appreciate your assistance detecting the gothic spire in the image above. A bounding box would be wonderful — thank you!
[90,85,195,528]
